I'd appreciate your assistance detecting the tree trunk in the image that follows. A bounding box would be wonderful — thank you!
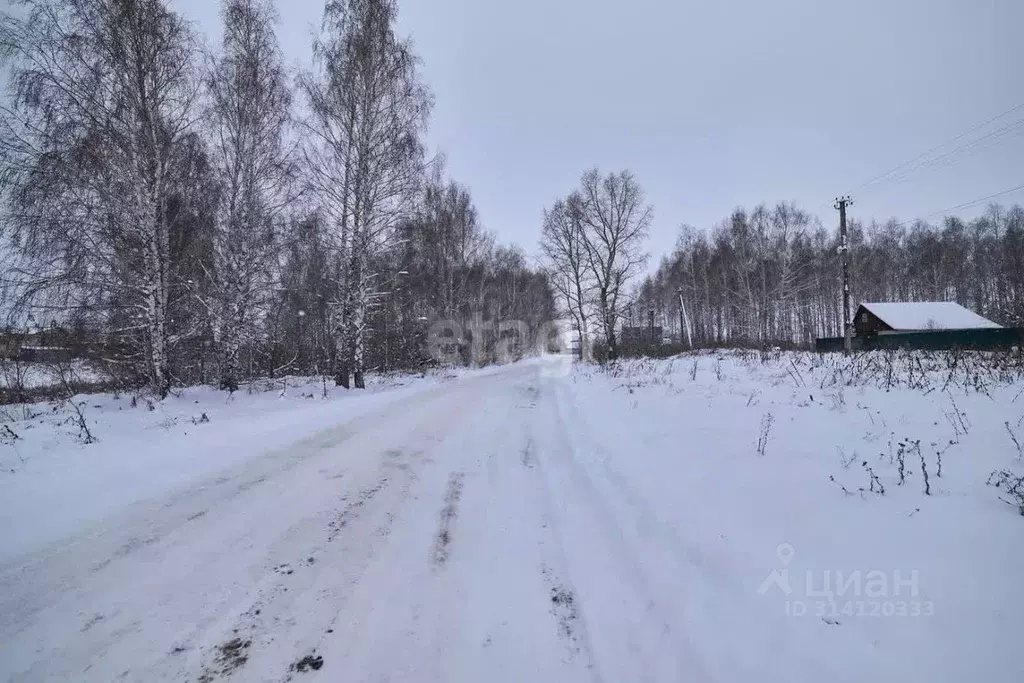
[148,283,170,398]
[334,326,351,388]
[606,325,618,360]
[145,193,171,399]
[334,302,351,388]
[219,333,241,392]
[352,287,366,389]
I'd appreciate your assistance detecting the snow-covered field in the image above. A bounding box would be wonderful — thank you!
[1,352,1022,682]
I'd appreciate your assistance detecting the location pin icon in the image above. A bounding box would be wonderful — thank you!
[777,543,795,565]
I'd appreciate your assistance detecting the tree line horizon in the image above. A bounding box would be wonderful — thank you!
[2,0,1020,396]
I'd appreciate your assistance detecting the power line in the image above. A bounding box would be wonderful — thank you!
[924,182,1024,218]
[871,182,1024,231]
[880,117,1024,188]
[851,101,1024,193]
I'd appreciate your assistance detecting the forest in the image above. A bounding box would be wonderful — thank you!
[0,0,556,395]
[2,0,1021,395]
[537,162,1024,358]
[628,203,1024,349]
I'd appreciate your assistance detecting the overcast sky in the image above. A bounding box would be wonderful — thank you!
[172,0,1024,264]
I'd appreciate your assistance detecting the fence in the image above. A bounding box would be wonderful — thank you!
[815,328,1022,353]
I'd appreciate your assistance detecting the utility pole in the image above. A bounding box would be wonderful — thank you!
[835,196,853,354]
[676,287,691,349]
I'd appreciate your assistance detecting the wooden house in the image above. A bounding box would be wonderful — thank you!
[853,302,1001,336]
[817,302,1018,352]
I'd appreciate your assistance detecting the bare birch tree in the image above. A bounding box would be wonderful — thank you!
[302,0,431,388]
[540,194,593,359]
[0,0,199,396]
[202,0,294,391]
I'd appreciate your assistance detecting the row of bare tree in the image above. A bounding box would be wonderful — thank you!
[0,0,555,395]
[631,202,1024,348]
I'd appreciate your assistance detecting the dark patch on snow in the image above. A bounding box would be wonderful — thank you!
[114,534,159,558]
[242,602,264,620]
[550,585,580,649]
[384,449,409,472]
[327,477,389,542]
[219,638,251,665]
[274,564,294,575]
[234,475,268,495]
[432,472,465,566]
[291,654,324,673]
[81,613,104,632]
[198,637,252,682]
[521,438,535,468]
[187,510,207,521]
[514,384,539,408]
[384,448,424,472]
[541,566,581,655]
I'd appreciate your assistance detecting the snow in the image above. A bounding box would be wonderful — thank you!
[0,359,108,389]
[1,352,1023,682]
[861,301,1002,330]
[0,371,460,560]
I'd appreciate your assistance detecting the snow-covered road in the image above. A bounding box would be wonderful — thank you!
[2,360,604,682]
[2,356,1020,682]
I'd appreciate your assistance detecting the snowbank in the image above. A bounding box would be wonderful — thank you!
[0,370,458,561]
[565,350,1024,681]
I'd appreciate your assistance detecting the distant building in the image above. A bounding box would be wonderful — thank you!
[817,301,1017,352]
[621,326,663,346]
[854,302,1001,335]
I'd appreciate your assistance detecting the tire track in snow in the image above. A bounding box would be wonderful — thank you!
[532,375,716,683]
[308,384,523,682]
[513,382,602,682]
[0,376,485,683]
[439,372,599,683]
[432,471,465,567]
[312,367,596,683]
[190,448,425,683]
[547,371,840,682]
[554,380,749,595]
[539,564,584,658]
[327,475,391,543]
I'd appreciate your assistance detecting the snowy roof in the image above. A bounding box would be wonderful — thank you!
[860,302,1001,331]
